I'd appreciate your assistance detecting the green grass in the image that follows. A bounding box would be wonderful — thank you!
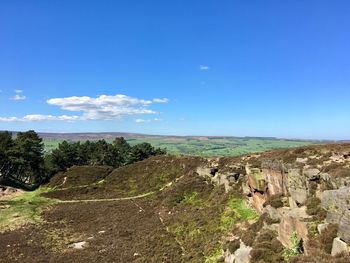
[180,191,205,207]
[0,187,57,232]
[204,246,224,263]
[220,197,259,231]
[43,137,319,157]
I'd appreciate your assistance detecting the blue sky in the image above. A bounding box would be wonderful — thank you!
[0,0,350,139]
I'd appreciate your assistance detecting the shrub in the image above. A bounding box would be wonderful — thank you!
[319,224,338,254]
[264,195,284,208]
[305,197,327,220]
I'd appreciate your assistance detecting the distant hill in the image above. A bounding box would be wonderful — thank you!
[6,131,339,157]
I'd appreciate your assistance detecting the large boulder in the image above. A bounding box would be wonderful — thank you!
[321,187,350,244]
[263,168,288,196]
[288,168,308,205]
[278,209,309,249]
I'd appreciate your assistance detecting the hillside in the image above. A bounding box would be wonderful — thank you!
[1,143,350,262]
[30,131,330,156]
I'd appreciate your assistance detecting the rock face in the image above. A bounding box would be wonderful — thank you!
[263,168,288,196]
[321,187,350,244]
[331,237,349,256]
[288,168,308,205]
[278,210,309,249]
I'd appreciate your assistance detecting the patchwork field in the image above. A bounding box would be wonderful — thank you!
[42,133,326,156]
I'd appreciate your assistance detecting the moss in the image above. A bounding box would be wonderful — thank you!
[220,197,259,231]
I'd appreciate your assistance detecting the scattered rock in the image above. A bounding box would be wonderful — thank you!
[69,241,88,250]
[331,237,349,256]
[317,223,329,234]
[224,240,252,263]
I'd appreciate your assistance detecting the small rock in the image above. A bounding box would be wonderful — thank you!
[317,223,329,234]
[69,241,88,250]
[331,237,349,256]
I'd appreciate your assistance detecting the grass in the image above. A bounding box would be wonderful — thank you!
[204,246,224,263]
[43,137,318,157]
[220,197,259,231]
[180,191,205,207]
[0,187,57,232]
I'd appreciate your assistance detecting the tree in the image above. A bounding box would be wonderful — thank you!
[10,130,45,184]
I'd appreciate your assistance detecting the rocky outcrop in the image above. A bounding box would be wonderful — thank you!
[321,187,350,243]
[288,168,308,205]
[277,207,310,249]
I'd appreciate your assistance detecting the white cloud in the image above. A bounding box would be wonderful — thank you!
[199,65,210,70]
[11,94,26,100]
[135,118,162,123]
[135,119,149,123]
[23,114,80,122]
[10,89,26,100]
[46,94,165,120]
[152,98,169,103]
[0,117,19,122]
[0,115,80,122]
[0,93,168,122]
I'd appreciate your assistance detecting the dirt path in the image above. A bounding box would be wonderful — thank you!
[57,175,183,204]
[58,191,156,203]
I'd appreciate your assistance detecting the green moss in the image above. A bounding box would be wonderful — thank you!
[220,197,259,231]
[0,187,57,232]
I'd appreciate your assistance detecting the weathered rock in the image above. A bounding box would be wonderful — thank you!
[288,168,308,205]
[250,192,266,212]
[224,240,252,263]
[321,187,350,224]
[331,237,349,256]
[247,168,266,193]
[304,168,320,181]
[278,212,309,249]
[263,168,288,196]
[317,223,329,234]
[338,210,350,244]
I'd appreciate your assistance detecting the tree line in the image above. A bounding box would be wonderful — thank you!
[0,130,166,190]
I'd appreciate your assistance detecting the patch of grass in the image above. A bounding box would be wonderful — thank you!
[180,191,205,207]
[220,197,259,231]
[282,232,303,260]
[0,187,57,232]
[204,246,224,263]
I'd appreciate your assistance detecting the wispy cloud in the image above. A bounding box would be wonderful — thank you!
[135,118,162,123]
[152,98,169,103]
[199,65,210,70]
[0,94,169,122]
[0,115,80,122]
[10,89,26,100]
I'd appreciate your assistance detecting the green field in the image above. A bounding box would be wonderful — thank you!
[43,137,320,157]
